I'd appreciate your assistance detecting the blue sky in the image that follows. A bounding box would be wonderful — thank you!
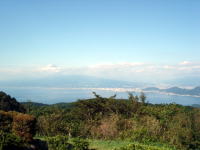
[0,0,200,81]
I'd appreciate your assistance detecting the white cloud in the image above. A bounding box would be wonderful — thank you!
[163,65,175,70]
[38,64,61,72]
[1,62,200,82]
[89,62,146,69]
[179,61,191,65]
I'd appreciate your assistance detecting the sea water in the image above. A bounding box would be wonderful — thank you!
[1,87,200,106]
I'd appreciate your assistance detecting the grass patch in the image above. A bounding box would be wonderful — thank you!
[88,139,132,150]
[88,139,177,150]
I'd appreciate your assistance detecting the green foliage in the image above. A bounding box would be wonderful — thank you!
[139,92,146,104]
[72,138,89,150]
[0,111,13,132]
[130,128,154,142]
[46,136,73,150]
[88,139,132,150]
[45,136,90,150]
[0,131,24,150]
[116,143,176,150]
[22,93,200,149]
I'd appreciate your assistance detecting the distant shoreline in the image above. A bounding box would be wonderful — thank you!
[1,86,200,98]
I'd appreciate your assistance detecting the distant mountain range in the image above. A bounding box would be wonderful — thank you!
[0,75,146,88]
[144,86,200,96]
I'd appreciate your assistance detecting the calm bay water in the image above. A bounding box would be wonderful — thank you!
[1,87,200,106]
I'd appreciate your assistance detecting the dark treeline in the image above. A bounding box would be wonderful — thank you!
[0,91,26,113]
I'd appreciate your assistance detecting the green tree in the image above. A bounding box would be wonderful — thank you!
[140,92,146,104]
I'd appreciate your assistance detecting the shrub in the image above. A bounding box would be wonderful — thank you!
[46,136,73,150]
[46,136,90,150]
[0,111,36,142]
[12,113,36,142]
[0,131,24,150]
[72,138,89,150]
[90,114,119,139]
[0,111,13,132]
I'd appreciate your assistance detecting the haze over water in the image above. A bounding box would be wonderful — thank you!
[2,87,200,106]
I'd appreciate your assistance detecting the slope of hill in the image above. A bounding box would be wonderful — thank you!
[144,86,200,96]
[0,91,26,112]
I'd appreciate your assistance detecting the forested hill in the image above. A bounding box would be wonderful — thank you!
[0,91,26,113]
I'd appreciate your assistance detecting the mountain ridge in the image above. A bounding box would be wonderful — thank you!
[144,86,200,96]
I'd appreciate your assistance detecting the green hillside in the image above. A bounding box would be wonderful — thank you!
[1,92,200,150]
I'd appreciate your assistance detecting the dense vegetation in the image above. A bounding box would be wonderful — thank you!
[1,91,200,149]
[22,92,200,150]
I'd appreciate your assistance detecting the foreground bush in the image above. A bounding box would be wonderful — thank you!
[46,136,72,150]
[0,131,24,150]
[46,136,90,150]
[72,138,89,150]
[12,113,36,141]
[0,110,36,142]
